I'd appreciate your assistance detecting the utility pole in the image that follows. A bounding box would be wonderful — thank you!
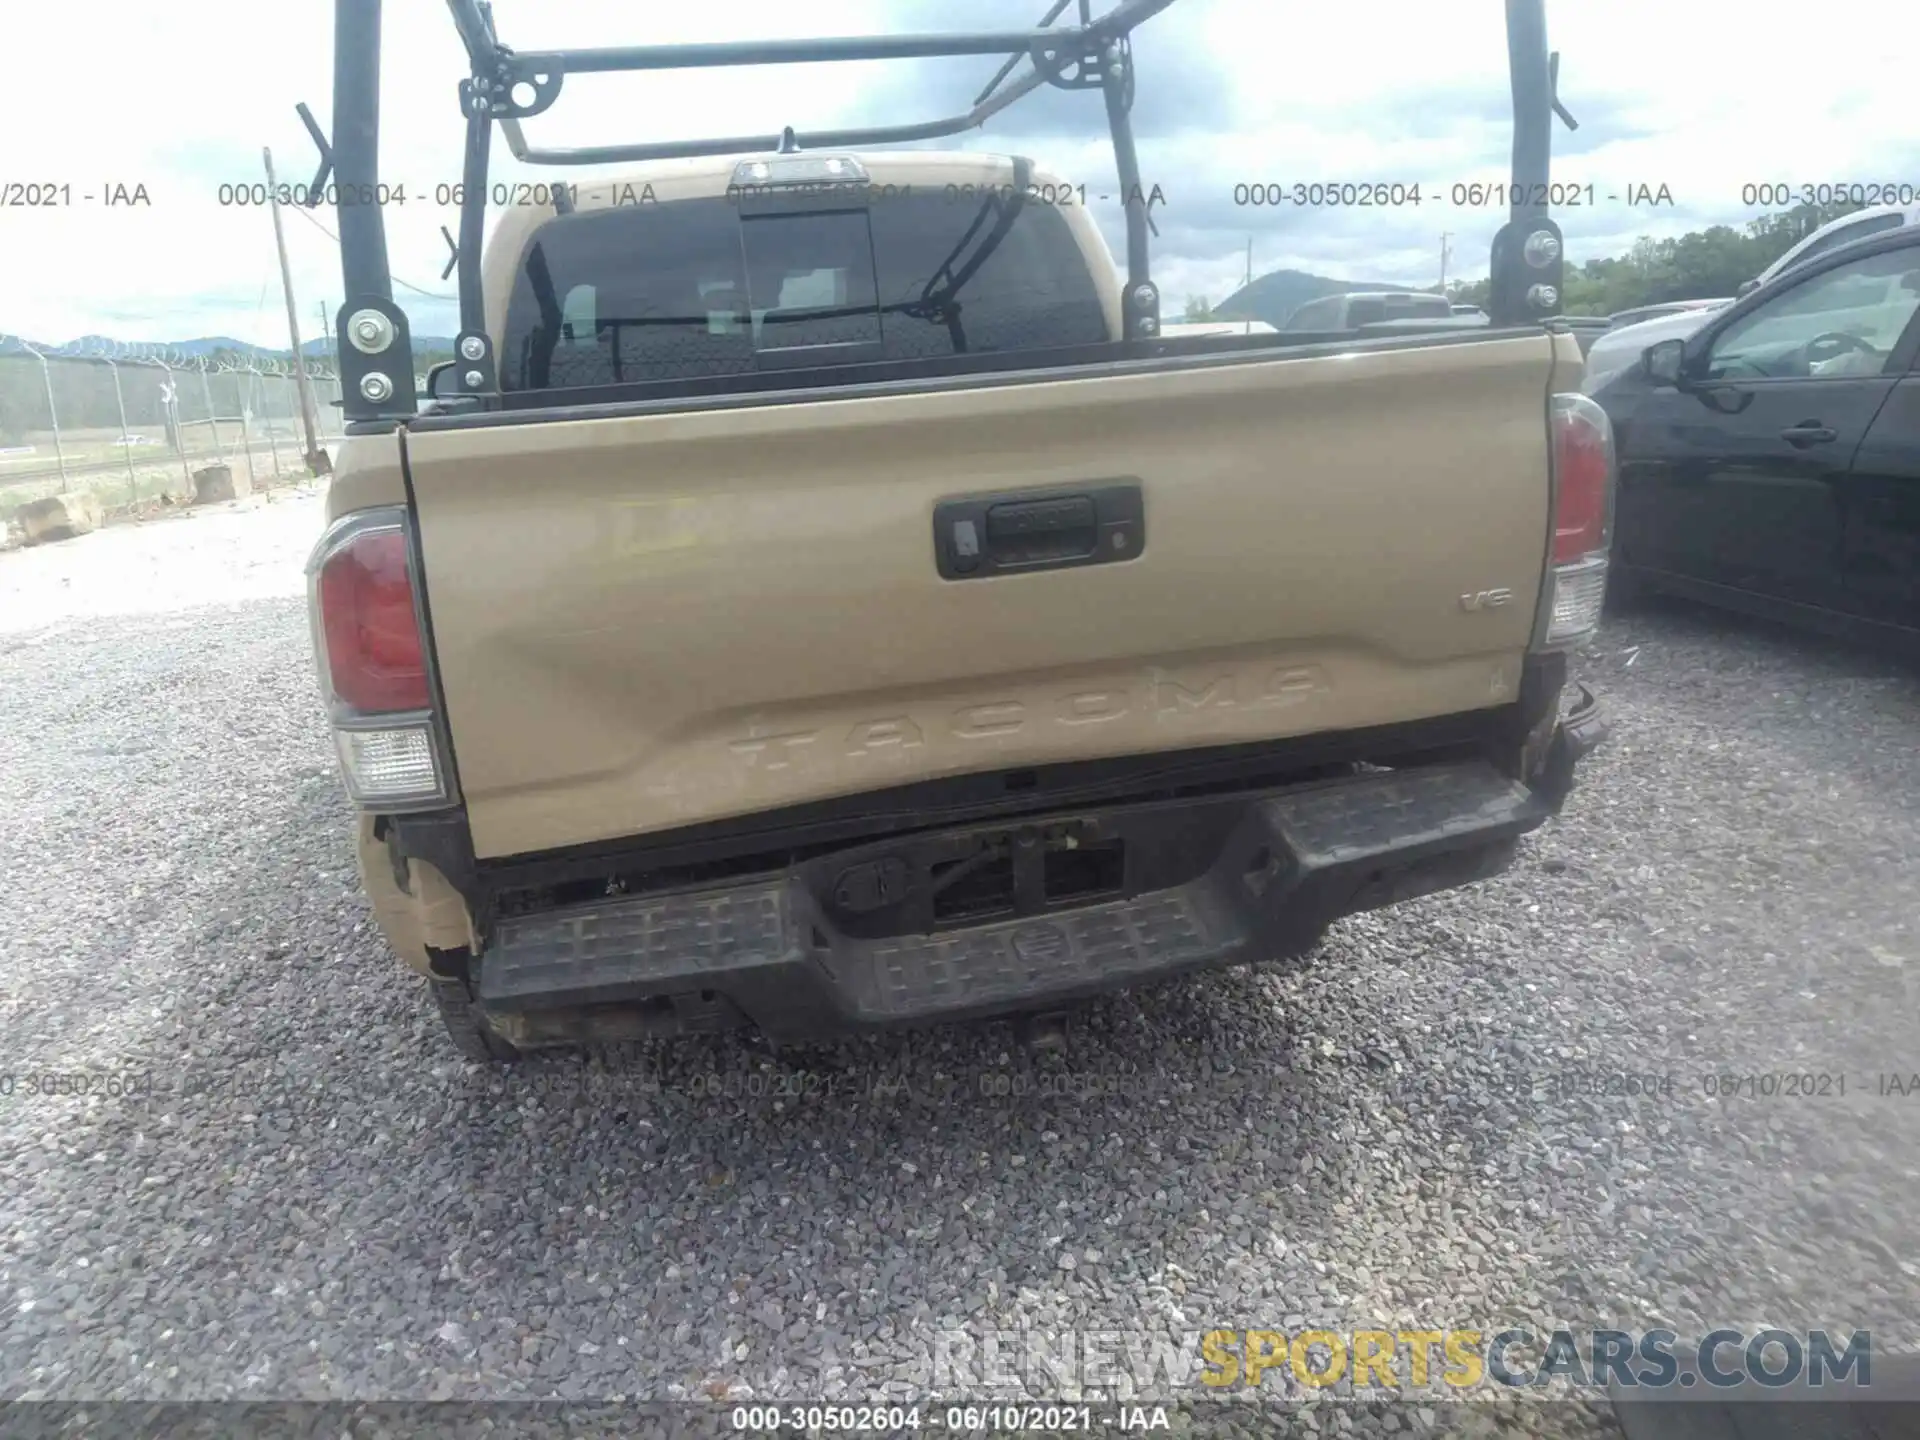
[1242,236,1254,335]
[263,146,331,476]
[1439,232,1454,293]
[317,299,339,436]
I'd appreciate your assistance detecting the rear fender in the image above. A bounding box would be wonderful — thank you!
[355,815,480,976]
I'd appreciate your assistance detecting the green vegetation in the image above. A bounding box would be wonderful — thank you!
[1445,201,1870,315]
[1211,202,1876,328]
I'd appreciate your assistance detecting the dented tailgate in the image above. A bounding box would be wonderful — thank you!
[404,335,1563,859]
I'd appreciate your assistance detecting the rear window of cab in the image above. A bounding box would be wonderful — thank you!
[500,190,1109,391]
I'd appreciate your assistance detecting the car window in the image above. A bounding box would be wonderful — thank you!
[741,211,881,353]
[866,193,1107,358]
[1611,304,1680,329]
[502,199,756,389]
[552,283,600,368]
[559,284,595,341]
[1703,247,1920,381]
[1284,297,1339,330]
[1776,213,1906,275]
[500,191,1106,390]
[1333,294,1450,329]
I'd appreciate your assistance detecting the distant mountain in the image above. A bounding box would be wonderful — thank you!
[56,333,145,354]
[1215,269,1433,330]
[170,337,259,357]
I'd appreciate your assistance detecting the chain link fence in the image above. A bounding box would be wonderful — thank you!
[0,339,346,528]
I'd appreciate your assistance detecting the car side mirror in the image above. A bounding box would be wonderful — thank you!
[1736,278,1760,298]
[1643,337,1687,387]
[425,361,462,400]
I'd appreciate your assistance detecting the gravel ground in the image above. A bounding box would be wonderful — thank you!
[1,498,1917,1439]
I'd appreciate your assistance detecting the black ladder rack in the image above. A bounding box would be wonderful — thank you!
[316,0,1576,423]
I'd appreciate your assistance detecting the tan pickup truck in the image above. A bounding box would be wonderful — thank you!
[306,0,1606,1059]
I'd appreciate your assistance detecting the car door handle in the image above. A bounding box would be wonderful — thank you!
[1779,423,1837,446]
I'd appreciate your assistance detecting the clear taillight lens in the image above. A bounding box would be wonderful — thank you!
[334,725,442,806]
[1545,556,1609,644]
[1539,394,1617,648]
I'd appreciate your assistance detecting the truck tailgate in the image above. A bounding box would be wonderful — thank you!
[404,336,1559,858]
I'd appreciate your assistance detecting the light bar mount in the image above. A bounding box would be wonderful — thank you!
[1485,0,1581,327]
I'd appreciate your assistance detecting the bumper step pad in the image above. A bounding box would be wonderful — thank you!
[864,892,1227,1018]
[477,761,1548,1039]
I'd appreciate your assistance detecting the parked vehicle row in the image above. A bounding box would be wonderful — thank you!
[1159,319,1277,337]
[1584,205,1920,390]
[1606,298,1730,332]
[1281,291,1456,330]
[1588,225,1920,654]
[1738,202,1920,297]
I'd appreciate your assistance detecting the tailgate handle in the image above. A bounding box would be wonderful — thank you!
[934,482,1144,580]
[987,496,1096,558]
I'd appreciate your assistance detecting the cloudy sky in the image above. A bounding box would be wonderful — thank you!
[3,0,1915,347]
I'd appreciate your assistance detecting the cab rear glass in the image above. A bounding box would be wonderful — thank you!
[500,190,1109,391]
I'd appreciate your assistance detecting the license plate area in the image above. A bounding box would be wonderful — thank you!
[919,832,1128,927]
[930,844,1018,924]
[819,821,1138,937]
[1044,838,1126,903]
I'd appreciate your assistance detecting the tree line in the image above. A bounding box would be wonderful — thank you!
[1185,200,1875,323]
[1445,201,1870,315]
[5,199,1880,441]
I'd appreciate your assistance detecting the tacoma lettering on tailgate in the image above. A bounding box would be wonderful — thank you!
[727,665,1330,770]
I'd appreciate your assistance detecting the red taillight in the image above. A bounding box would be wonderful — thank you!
[1551,395,1615,563]
[317,527,429,712]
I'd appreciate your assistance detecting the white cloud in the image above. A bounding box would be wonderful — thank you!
[2,0,1915,344]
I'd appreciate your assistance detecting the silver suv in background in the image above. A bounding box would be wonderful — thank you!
[1282,291,1454,329]
[1607,297,1732,331]
[1737,203,1920,297]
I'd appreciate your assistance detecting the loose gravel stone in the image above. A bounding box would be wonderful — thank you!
[1,503,1915,1440]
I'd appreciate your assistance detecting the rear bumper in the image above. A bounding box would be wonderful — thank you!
[1537,682,1607,811]
[475,707,1602,1046]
